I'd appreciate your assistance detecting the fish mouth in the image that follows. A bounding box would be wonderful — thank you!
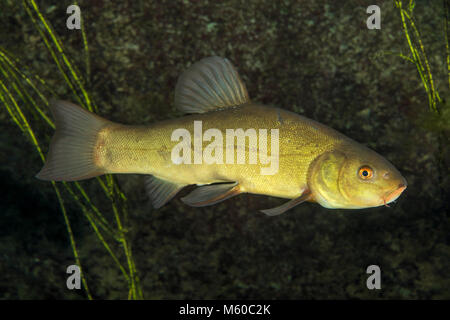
[383,183,407,207]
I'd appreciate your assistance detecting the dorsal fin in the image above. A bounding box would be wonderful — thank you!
[174,56,250,113]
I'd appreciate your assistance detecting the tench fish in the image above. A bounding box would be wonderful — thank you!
[36,56,407,215]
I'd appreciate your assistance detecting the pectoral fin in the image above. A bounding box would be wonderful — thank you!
[181,182,241,207]
[260,189,312,216]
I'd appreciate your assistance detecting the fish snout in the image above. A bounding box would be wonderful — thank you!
[383,183,407,206]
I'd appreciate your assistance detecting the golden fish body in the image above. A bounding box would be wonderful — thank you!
[97,103,339,197]
[37,57,407,214]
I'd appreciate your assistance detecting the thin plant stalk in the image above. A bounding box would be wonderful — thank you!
[0,0,143,299]
[394,0,443,113]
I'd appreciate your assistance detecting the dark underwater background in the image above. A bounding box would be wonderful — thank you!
[0,0,448,299]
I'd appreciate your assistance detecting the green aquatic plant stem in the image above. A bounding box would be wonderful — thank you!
[72,181,118,238]
[0,48,58,102]
[63,182,131,283]
[445,0,450,90]
[0,54,54,128]
[1,52,120,240]
[74,0,92,87]
[1,1,143,299]
[26,0,142,298]
[403,9,441,107]
[0,78,92,299]
[53,183,93,300]
[25,0,97,113]
[0,65,136,298]
[395,0,441,113]
[0,81,24,131]
[111,187,143,300]
[23,1,84,108]
[1,51,124,239]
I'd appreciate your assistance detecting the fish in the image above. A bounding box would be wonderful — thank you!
[36,56,407,215]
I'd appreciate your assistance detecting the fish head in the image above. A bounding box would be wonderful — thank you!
[309,144,407,209]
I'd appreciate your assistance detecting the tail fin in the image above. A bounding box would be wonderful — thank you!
[36,100,111,181]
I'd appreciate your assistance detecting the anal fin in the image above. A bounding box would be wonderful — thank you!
[145,175,186,209]
[181,182,241,207]
[261,189,311,216]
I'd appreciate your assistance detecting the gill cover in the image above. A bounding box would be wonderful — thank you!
[309,151,347,208]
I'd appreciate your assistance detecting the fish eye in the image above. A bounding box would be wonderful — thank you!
[358,166,373,179]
